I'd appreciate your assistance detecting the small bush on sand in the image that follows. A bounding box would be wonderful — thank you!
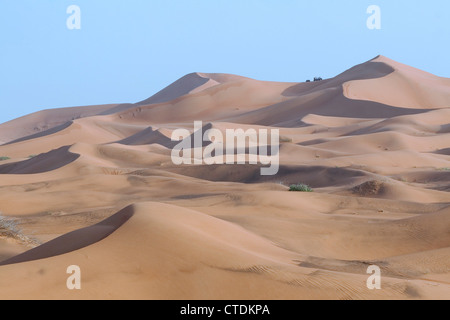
[0,213,41,247]
[0,214,20,239]
[0,156,10,161]
[289,184,313,192]
[280,136,293,143]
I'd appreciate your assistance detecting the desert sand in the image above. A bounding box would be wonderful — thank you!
[0,55,449,300]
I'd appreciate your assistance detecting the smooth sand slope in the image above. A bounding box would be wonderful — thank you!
[0,56,449,299]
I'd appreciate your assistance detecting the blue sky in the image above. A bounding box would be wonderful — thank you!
[1,0,449,124]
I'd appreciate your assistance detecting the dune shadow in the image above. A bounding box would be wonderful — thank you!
[0,146,79,175]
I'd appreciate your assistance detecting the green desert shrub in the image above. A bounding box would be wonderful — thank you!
[279,136,293,143]
[289,184,313,192]
[0,156,10,161]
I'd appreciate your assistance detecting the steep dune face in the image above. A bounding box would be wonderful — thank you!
[0,56,449,300]
[116,78,295,124]
[344,56,450,109]
[0,146,79,175]
[117,126,176,147]
[0,116,150,158]
[0,204,134,266]
[137,72,249,105]
[0,104,121,145]
[232,56,445,126]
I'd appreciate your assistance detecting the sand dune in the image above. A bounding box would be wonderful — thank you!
[344,56,450,109]
[0,104,121,145]
[0,56,449,300]
[1,202,448,300]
